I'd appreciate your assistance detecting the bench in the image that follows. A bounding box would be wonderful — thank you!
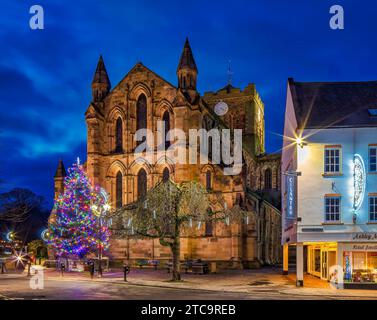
[166,260,209,274]
[135,259,160,270]
[191,261,209,275]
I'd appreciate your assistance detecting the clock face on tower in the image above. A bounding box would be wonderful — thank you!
[214,101,229,116]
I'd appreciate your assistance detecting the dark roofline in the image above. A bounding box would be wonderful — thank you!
[288,77,377,130]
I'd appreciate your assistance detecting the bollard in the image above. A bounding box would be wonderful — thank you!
[89,261,95,279]
[27,262,31,277]
[123,265,130,282]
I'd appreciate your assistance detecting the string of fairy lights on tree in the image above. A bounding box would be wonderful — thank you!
[48,159,110,258]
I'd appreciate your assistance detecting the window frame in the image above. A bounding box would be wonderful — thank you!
[264,168,272,190]
[369,146,377,173]
[324,195,341,223]
[324,146,342,175]
[369,196,377,222]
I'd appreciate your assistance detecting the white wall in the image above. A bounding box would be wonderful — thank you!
[296,127,377,237]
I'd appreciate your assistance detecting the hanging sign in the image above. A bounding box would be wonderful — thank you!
[285,174,296,220]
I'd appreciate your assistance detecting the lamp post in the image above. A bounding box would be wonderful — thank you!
[91,203,110,277]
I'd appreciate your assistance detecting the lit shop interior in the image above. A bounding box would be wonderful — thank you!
[306,243,377,284]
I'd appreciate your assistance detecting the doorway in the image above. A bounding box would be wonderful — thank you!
[321,251,328,279]
[321,250,336,280]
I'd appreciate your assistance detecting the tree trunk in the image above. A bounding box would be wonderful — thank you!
[171,236,181,281]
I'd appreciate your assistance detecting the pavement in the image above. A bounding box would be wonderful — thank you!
[1,266,376,299]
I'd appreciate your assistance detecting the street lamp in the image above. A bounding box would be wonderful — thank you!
[91,202,111,277]
[296,136,308,148]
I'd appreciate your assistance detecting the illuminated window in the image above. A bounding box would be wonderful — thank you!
[370,196,377,222]
[369,147,377,172]
[324,196,341,222]
[324,147,341,174]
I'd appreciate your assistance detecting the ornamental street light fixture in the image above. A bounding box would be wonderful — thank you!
[91,202,111,277]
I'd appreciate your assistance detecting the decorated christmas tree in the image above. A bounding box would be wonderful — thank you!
[48,160,110,258]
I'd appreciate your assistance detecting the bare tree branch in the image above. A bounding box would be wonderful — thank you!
[0,188,44,223]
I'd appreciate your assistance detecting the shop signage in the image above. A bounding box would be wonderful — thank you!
[352,233,377,241]
[285,174,296,220]
[344,244,377,251]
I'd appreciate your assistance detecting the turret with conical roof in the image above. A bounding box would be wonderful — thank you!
[177,38,198,91]
[54,159,66,200]
[92,55,111,102]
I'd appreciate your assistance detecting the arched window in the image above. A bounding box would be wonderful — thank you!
[205,221,213,236]
[136,94,147,146]
[264,168,272,190]
[162,111,170,149]
[137,168,147,199]
[115,117,123,153]
[206,170,212,191]
[208,136,213,159]
[116,171,123,209]
[162,167,170,182]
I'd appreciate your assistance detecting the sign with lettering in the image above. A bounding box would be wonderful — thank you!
[344,243,377,252]
[352,233,377,241]
[285,175,296,220]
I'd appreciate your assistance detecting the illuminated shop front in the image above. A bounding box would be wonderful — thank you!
[342,243,377,285]
[305,241,377,286]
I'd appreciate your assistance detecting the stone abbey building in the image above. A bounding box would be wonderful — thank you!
[54,39,281,268]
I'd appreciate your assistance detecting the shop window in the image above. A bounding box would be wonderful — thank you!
[370,147,377,172]
[324,196,341,222]
[370,196,377,222]
[344,251,377,283]
[324,147,341,174]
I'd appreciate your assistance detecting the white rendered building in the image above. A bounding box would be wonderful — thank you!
[282,78,377,289]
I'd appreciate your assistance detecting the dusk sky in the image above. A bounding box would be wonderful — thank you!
[1,0,376,206]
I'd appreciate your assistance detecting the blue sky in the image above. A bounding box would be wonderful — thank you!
[0,0,376,206]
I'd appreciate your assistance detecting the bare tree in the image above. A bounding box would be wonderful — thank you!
[111,180,247,281]
[0,188,44,223]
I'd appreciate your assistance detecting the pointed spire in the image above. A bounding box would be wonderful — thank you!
[92,55,111,88]
[177,38,198,73]
[54,159,67,178]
